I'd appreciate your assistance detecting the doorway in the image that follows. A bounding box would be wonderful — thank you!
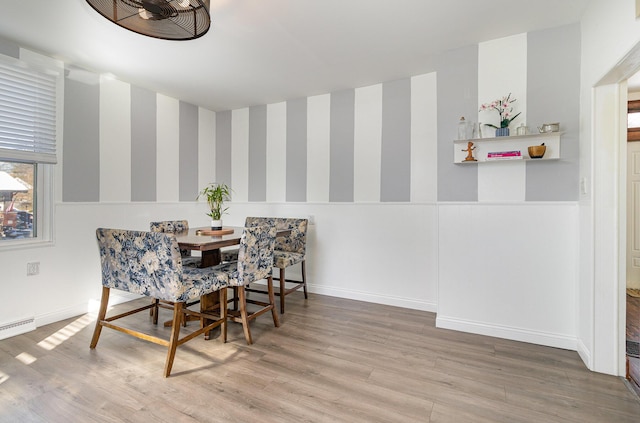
[626,81,640,393]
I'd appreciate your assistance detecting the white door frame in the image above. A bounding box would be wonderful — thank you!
[590,81,627,376]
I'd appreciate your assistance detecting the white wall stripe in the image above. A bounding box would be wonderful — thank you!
[231,108,249,202]
[156,94,180,202]
[354,84,382,202]
[477,161,526,202]
[411,72,438,203]
[99,77,131,202]
[266,102,287,202]
[307,94,331,202]
[477,33,528,202]
[198,107,216,190]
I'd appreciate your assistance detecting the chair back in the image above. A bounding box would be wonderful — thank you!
[96,228,185,302]
[235,224,277,285]
[150,220,189,233]
[245,217,308,255]
[150,220,191,257]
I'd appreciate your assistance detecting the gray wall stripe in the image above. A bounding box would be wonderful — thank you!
[62,77,100,202]
[179,101,199,201]
[437,45,479,202]
[329,89,355,202]
[526,23,580,201]
[286,97,308,202]
[130,86,157,202]
[248,105,267,202]
[381,78,411,202]
[215,110,232,188]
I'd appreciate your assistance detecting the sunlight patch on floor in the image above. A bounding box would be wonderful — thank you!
[15,352,36,365]
[37,314,94,351]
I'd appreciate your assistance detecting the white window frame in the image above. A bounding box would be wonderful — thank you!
[0,52,60,250]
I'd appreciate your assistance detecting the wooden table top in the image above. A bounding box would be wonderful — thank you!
[174,226,244,251]
[175,226,292,252]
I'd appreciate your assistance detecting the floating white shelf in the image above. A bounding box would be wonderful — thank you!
[453,132,562,164]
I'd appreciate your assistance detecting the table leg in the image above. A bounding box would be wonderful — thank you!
[200,249,223,340]
[201,291,221,340]
[200,249,221,268]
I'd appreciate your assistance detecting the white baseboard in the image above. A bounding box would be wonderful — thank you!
[435,315,578,351]
[34,292,141,330]
[309,284,437,312]
[576,338,593,370]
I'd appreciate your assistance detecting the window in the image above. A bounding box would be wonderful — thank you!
[0,54,58,245]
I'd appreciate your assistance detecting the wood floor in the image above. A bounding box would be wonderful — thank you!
[1,293,640,422]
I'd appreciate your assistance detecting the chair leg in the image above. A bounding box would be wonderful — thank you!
[279,268,286,314]
[220,288,228,343]
[267,276,280,328]
[233,286,238,311]
[164,302,184,378]
[90,286,110,349]
[301,260,308,299]
[152,298,159,325]
[238,286,252,345]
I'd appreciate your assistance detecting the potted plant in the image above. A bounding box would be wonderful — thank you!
[197,183,231,230]
[479,93,522,137]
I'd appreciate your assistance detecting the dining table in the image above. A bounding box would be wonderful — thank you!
[174,226,290,339]
[175,226,245,268]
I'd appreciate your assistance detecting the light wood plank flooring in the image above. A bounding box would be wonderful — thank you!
[1,293,640,422]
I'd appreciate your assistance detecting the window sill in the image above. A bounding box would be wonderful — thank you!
[0,238,54,252]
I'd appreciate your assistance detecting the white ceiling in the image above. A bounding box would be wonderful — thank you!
[0,0,590,112]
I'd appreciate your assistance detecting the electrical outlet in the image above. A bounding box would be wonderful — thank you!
[27,262,40,276]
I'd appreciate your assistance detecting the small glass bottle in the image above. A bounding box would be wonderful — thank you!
[458,117,467,140]
[516,123,527,136]
[478,122,483,139]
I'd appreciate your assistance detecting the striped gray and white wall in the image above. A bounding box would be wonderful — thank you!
[63,75,216,203]
[62,72,439,204]
[60,25,578,205]
[215,76,437,204]
[437,24,580,202]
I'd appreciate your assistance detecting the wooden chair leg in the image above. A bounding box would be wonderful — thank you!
[90,286,110,349]
[152,298,160,325]
[164,302,184,378]
[220,288,227,343]
[279,268,286,314]
[238,286,252,345]
[267,276,280,328]
[233,286,238,311]
[301,260,308,299]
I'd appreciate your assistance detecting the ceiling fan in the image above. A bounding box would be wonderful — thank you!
[85,0,211,40]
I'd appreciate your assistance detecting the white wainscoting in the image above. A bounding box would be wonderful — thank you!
[1,201,578,350]
[437,202,579,350]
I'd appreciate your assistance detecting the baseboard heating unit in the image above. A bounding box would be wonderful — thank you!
[0,317,36,341]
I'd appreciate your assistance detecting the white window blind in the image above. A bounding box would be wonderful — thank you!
[0,56,57,164]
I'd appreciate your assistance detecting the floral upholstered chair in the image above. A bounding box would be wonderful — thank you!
[92,228,228,377]
[221,217,308,314]
[211,224,279,344]
[150,220,200,267]
[149,220,201,323]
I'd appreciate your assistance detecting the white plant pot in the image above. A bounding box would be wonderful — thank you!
[211,219,222,230]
